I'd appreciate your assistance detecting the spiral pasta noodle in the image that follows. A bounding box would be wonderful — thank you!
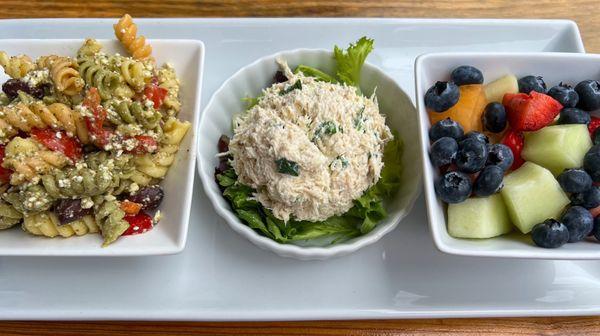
[0,201,23,230]
[157,65,181,117]
[37,55,84,96]
[114,14,153,60]
[23,212,98,238]
[77,56,123,100]
[77,38,103,58]
[3,137,70,185]
[119,58,148,91]
[0,51,35,78]
[0,102,89,144]
[105,100,161,130]
[131,118,190,186]
[94,198,128,247]
[41,152,133,198]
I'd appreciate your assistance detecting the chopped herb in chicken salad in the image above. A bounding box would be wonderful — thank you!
[215,37,403,244]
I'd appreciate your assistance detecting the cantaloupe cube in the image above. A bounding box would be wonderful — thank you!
[429,84,487,133]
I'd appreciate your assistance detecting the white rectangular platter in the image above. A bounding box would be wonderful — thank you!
[0,18,595,320]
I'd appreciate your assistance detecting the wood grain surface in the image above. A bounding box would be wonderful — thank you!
[1,1,599,335]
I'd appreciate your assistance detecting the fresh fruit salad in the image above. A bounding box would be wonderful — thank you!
[426,65,600,249]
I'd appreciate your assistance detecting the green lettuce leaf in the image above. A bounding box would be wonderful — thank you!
[333,36,374,92]
[294,65,338,83]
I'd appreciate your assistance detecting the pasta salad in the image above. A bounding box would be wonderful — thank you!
[0,14,190,246]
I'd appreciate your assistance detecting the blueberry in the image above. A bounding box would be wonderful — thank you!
[429,137,458,167]
[450,65,484,86]
[482,102,507,133]
[424,81,460,112]
[455,137,488,173]
[548,83,579,108]
[575,80,600,111]
[583,144,600,182]
[473,165,504,197]
[531,219,569,248]
[459,131,489,145]
[570,186,600,209]
[486,144,514,171]
[594,128,600,146]
[434,171,472,204]
[428,118,464,142]
[561,206,594,242]
[593,217,600,241]
[557,107,590,125]
[557,168,593,193]
[518,75,546,94]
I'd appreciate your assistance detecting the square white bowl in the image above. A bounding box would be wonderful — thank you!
[0,39,204,256]
[415,52,600,259]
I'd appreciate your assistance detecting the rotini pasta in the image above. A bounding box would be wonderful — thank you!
[131,118,190,185]
[0,51,35,79]
[104,99,161,131]
[77,56,122,100]
[0,201,22,230]
[0,14,189,247]
[94,198,128,247]
[0,102,89,144]
[114,14,153,60]
[3,137,70,185]
[119,58,148,91]
[77,38,103,58]
[41,152,132,198]
[23,212,98,238]
[37,55,84,96]
[157,65,181,117]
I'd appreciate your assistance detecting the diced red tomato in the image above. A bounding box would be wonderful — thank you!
[31,128,82,162]
[502,129,525,170]
[129,135,158,154]
[120,200,142,215]
[122,211,154,236]
[83,88,113,147]
[0,145,11,183]
[589,116,600,138]
[503,91,563,132]
[144,80,168,109]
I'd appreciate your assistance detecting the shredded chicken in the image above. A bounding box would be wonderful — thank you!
[229,61,392,222]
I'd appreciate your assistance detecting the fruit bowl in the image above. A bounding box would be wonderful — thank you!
[415,52,600,259]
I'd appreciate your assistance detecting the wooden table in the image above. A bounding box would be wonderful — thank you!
[2,1,600,335]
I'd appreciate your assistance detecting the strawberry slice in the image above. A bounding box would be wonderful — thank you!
[31,128,82,162]
[0,145,11,184]
[143,79,168,109]
[122,211,154,236]
[502,129,525,170]
[503,91,563,132]
[589,116,600,137]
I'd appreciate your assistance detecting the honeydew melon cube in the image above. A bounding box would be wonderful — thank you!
[448,194,513,239]
[485,74,518,103]
[501,162,570,233]
[522,124,592,176]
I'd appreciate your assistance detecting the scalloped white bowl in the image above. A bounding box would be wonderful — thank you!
[197,49,421,260]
